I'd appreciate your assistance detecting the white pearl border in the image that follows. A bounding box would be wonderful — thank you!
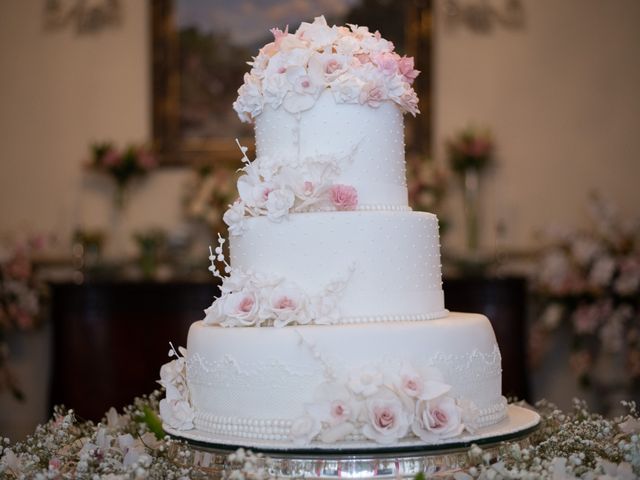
[307,204,412,213]
[193,397,508,444]
[341,309,449,324]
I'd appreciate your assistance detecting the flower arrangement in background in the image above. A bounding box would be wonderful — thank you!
[446,126,494,174]
[0,236,47,400]
[87,142,157,208]
[446,126,495,253]
[531,193,640,392]
[184,164,238,235]
[406,153,449,229]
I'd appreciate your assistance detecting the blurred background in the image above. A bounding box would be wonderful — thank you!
[0,0,638,441]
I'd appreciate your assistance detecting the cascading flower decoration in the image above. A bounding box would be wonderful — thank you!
[203,234,353,327]
[290,363,480,446]
[88,142,157,208]
[222,140,359,235]
[232,15,420,123]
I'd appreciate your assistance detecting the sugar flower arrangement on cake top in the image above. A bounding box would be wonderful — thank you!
[233,15,420,122]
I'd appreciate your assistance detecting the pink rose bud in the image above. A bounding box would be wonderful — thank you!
[330,184,358,211]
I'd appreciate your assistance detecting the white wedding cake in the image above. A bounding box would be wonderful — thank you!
[159,17,509,449]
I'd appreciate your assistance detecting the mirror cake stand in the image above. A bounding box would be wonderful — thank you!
[167,404,540,479]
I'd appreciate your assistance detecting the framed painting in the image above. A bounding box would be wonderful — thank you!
[151,0,433,166]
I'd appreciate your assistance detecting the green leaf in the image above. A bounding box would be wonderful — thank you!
[141,404,165,439]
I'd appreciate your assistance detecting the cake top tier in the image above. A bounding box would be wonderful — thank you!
[233,16,420,122]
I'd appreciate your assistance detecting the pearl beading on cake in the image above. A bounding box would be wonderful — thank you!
[341,309,449,324]
[193,397,509,444]
[307,204,412,213]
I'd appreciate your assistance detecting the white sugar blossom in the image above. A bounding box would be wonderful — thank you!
[222,201,246,236]
[233,73,263,122]
[289,415,321,445]
[265,188,295,222]
[330,74,365,104]
[348,366,383,396]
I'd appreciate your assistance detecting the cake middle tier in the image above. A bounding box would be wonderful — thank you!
[255,91,408,208]
[230,210,447,323]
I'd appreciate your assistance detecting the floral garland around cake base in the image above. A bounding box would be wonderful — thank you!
[202,234,354,328]
[290,363,481,446]
[223,140,359,235]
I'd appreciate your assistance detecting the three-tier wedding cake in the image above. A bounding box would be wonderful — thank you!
[159,16,512,450]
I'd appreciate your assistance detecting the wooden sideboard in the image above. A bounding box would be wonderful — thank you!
[49,276,528,420]
[49,281,218,421]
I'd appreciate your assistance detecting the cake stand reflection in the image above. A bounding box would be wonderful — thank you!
[168,404,540,479]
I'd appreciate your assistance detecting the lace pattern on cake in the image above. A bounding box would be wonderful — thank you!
[185,346,506,445]
[187,341,507,445]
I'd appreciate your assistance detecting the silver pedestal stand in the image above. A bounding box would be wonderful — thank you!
[171,406,540,479]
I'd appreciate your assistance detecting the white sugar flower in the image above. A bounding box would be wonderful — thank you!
[223,201,247,237]
[308,52,351,81]
[295,16,338,51]
[233,73,263,123]
[362,388,412,444]
[262,73,289,110]
[159,357,185,387]
[222,291,259,326]
[412,395,464,442]
[237,174,274,210]
[348,366,383,396]
[330,74,364,104]
[289,414,321,445]
[269,282,307,327]
[265,188,295,221]
[159,383,194,431]
[306,382,360,427]
[334,34,361,56]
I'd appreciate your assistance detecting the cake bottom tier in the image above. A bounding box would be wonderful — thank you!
[176,313,507,449]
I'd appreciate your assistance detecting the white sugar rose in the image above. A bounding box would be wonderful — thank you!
[348,366,383,396]
[222,201,246,237]
[269,282,307,327]
[265,188,295,222]
[359,81,387,108]
[308,52,351,81]
[290,415,321,445]
[330,74,365,104]
[412,396,464,442]
[265,48,311,76]
[334,35,361,56]
[222,291,259,326]
[362,389,412,445]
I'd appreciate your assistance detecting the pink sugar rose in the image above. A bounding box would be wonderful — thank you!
[373,52,400,76]
[330,184,358,211]
[412,396,464,442]
[360,83,386,108]
[362,390,412,444]
[398,56,420,84]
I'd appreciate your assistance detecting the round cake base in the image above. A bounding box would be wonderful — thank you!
[167,404,540,479]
